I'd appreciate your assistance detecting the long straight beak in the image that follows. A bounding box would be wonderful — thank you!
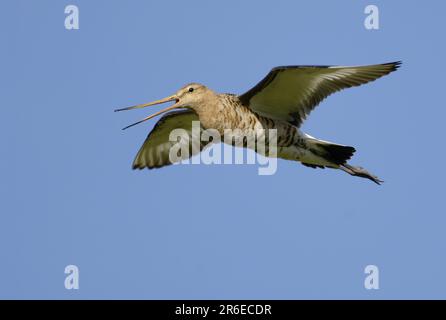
[115,95,178,130]
[114,95,177,112]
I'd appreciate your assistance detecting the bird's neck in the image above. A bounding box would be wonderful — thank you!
[192,94,228,131]
[194,94,263,134]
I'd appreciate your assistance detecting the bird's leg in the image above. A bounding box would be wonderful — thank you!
[340,164,383,185]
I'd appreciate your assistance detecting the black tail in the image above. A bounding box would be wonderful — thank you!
[308,141,382,185]
[311,141,356,166]
[341,164,383,185]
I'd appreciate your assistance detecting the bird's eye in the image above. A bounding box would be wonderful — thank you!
[188,87,194,93]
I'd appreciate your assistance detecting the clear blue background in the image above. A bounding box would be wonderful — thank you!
[1,0,445,299]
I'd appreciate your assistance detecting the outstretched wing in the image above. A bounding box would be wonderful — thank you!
[132,110,206,169]
[238,62,401,127]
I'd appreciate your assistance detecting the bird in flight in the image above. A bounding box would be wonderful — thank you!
[116,61,401,184]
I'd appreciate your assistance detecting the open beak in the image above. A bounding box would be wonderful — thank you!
[114,95,179,130]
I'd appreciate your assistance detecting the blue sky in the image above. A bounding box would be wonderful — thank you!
[1,0,445,299]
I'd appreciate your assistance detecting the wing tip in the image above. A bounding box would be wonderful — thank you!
[132,164,156,170]
[132,161,167,170]
[132,162,144,170]
[383,60,402,71]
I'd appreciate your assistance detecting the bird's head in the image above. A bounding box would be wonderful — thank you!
[115,83,214,130]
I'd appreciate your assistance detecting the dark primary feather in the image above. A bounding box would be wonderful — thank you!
[239,61,401,127]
